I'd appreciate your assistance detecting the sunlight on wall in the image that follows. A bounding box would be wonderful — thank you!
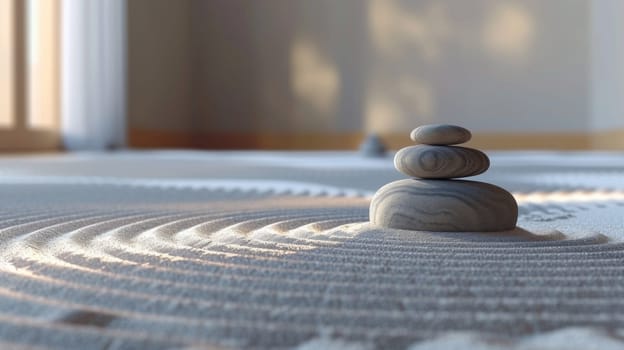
[290,37,340,119]
[27,0,59,129]
[366,0,443,133]
[365,93,401,133]
[365,78,434,134]
[369,0,450,60]
[398,78,433,117]
[0,0,14,127]
[127,0,594,149]
[482,3,535,63]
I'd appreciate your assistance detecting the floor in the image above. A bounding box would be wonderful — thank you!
[0,150,623,349]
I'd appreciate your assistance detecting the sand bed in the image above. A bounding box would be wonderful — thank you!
[0,151,623,349]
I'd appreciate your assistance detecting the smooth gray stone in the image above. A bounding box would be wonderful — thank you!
[359,134,387,158]
[369,179,518,232]
[394,145,489,179]
[410,124,472,145]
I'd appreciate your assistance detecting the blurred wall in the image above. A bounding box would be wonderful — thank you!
[191,0,369,134]
[127,0,194,132]
[367,0,588,134]
[591,0,624,131]
[128,0,623,149]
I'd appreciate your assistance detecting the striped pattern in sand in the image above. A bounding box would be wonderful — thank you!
[0,151,622,349]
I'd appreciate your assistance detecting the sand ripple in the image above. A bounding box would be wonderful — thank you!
[0,192,621,349]
[0,152,623,349]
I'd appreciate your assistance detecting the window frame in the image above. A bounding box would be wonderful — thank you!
[0,0,60,151]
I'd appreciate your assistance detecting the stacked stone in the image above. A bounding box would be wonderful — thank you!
[370,124,518,232]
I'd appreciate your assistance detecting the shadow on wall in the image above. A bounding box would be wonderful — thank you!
[367,0,533,132]
[129,0,590,149]
[363,0,587,135]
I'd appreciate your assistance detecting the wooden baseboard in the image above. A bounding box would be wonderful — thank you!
[129,129,364,150]
[0,129,60,151]
[590,129,624,149]
[128,128,624,150]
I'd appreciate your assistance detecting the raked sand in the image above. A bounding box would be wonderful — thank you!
[0,151,623,349]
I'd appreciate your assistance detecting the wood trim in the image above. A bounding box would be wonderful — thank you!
[0,0,61,152]
[0,129,60,151]
[129,129,197,149]
[130,128,624,150]
[590,129,624,149]
[129,129,364,150]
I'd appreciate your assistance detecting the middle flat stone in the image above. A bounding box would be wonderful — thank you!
[394,145,490,179]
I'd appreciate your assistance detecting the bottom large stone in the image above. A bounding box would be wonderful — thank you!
[370,179,518,232]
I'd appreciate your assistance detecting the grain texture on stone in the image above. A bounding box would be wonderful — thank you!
[394,145,489,179]
[410,124,472,145]
[369,178,518,231]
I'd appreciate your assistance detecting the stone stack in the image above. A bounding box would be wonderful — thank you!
[369,124,518,232]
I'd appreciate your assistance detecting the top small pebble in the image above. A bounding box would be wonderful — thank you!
[410,124,472,145]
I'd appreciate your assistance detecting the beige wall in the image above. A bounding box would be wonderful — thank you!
[128,0,597,140]
[127,0,194,132]
[590,0,624,132]
[188,0,370,133]
[366,0,589,133]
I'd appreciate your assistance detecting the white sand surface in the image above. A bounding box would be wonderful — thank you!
[0,150,623,349]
